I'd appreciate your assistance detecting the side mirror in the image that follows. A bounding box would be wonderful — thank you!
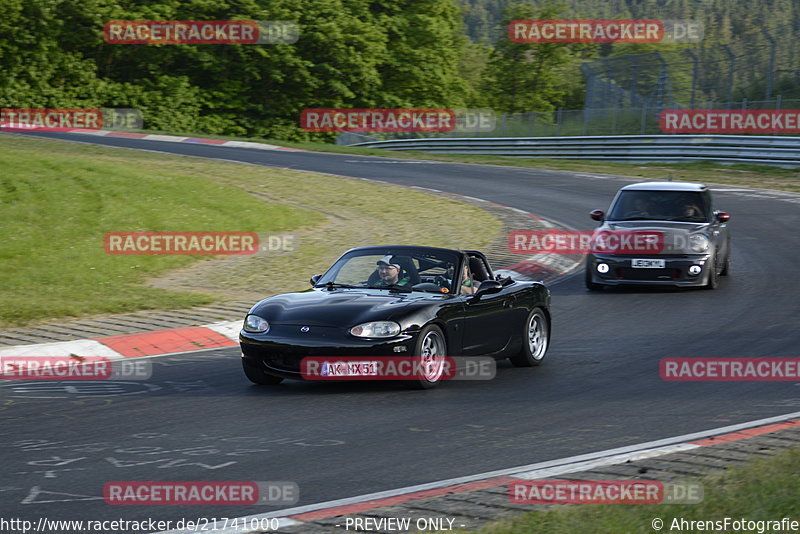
[310,274,322,286]
[590,209,605,221]
[716,211,731,223]
[474,279,503,297]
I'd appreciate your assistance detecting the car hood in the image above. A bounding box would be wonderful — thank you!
[599,221,712,254]
[603,221,709,232]
[248,288,444,328]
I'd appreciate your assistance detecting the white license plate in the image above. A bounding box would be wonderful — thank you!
[631,259,666,269]
[321,361,379,377]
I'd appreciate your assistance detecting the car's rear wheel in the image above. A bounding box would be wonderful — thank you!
[242,359,284,385]
[585,261,603,291]
[703,258,720,289]
[509,307,550,367]
[405,325,447,389]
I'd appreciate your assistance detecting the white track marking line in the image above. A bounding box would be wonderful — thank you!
[0,340,125,360]
[203,321,242,342]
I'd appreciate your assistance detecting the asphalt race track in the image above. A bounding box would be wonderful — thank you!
[2,131,800,528]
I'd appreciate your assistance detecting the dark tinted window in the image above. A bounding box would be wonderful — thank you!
[608,191,710,222]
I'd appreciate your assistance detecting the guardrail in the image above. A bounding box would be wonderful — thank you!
[345,135,800,167]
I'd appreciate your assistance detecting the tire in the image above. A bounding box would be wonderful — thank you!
[405,324,447,389]
[509,307,550,367]
[720,253,730,276]
[585,263,603,291]
[703,258,720,289]
[242,359,284,385]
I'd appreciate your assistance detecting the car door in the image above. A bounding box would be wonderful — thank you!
[459,256,516,355]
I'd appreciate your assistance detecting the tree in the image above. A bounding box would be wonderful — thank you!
[481,1,590,113]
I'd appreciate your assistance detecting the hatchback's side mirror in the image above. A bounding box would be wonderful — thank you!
[716,211,731,223]
[310,274,322,286]
[590,209,605,221]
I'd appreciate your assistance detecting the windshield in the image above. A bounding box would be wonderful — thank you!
[316,249,461,294]
[607,191,711,222]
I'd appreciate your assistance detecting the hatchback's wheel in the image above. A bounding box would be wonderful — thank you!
[242,359,284,385]
[720,253,730,276]
[406,325,447,389]
[509,307,550,367]
[585,261,603,291]
[703,258,720,289]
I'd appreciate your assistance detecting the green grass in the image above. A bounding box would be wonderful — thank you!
[470,448,800,534]
[0,136,318,325]
[0,135,502,327]
[124,127,800,193]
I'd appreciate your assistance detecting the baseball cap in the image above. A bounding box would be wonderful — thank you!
[376,255,400,269]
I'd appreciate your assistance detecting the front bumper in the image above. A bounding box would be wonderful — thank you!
[586,253,713,287]
[240,325,418,379]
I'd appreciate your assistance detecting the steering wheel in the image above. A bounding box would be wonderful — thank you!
[434,275,450,289]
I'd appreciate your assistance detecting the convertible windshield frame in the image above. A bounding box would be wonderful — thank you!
[316,247,463,293]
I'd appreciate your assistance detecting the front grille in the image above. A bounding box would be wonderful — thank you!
[616,267,680,281]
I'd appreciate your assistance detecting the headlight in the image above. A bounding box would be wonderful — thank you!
[349,321,401,338]
[689,234,710,253]
[243,315,270,333]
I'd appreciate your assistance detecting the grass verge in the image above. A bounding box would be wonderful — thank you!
[0,134,501,327]
[470,448,800,534]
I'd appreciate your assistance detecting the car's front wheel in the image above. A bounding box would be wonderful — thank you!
[585,260,603,291]
[720,252,730,276]
[242,359,284,385]
[509,307,550,367]
[405,324,447,389]
[703,258,720,289]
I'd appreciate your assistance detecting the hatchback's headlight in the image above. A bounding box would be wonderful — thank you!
[350,321,401,338]
[689,234,710,253]
[243,315,270,333]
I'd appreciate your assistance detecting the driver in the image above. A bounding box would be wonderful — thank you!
[683,202,702,218]
[632,197,652,214]
[375,255,411,287]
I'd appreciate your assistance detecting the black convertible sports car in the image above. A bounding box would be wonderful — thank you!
[240,245,551,388]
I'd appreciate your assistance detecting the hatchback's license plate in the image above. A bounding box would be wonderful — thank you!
[321,361,379,377]
[631,259,665,268]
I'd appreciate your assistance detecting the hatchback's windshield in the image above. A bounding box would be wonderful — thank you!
[608,191,710,222]
[317,250,461,293]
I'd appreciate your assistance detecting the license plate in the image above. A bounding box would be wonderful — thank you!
[631,259,665,269]
[321,361,379,377]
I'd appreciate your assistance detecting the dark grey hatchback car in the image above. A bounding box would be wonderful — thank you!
[585,181,731,290]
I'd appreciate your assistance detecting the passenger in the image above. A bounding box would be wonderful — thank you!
[460,263,477,295]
